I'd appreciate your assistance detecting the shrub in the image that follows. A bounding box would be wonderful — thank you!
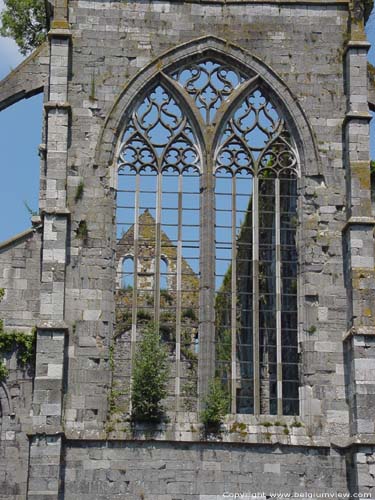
[200,378,230,431]
[131,324,169,422]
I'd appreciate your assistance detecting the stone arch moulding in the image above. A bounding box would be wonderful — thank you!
[95,35,322,181]
[0,381,12,419]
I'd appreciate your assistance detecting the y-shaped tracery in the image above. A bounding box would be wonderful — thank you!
[115,59,300,416]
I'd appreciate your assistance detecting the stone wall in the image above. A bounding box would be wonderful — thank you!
[0,0,374,498]
[0,226,41,499]
[0,225,42,329]
[64,0,351,438]
[61,440,347,500]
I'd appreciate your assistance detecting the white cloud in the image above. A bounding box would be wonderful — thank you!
[0,0,25,80]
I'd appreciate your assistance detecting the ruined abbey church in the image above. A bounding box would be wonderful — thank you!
[1,0,375,497]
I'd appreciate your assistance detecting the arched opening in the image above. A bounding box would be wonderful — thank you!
[160,257,169,291]
[121,256,134,290]
[112,49,303,416]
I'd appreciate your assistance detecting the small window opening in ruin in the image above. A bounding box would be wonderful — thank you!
[121,256,134,289]
[160,256,169,290]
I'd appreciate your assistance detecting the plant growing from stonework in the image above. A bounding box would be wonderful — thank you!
[0,0,47,55]
[131,324,169,422]
[0,325,36,376]
[0,291,36,381]
[74,180,85,202]
[200,378,230,431]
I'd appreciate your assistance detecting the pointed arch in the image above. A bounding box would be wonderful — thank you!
[111,37,309,416]
[95,36,321,181]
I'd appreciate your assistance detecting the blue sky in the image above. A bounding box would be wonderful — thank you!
[0,8,375,243]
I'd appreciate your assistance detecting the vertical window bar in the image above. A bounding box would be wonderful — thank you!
[128,171,140,413]
[175,173,183,411]
[154,171,162,328]
[252,175,260,414]
[130,172,140,371]
[275,175,283,416]
[231,174,237,414]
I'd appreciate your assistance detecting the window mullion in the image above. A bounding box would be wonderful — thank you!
[253,175,260,415]
[154,171,162,329]
[275,176,283,416]
[198,155,216,407]
[175,173,183,412]
[131,172,140,370]
[231,174,237,414]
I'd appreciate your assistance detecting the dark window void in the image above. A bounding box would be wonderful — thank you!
[115,60,300,416]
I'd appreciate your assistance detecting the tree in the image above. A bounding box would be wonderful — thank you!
[131,324,169,422]
[0,0,47,56]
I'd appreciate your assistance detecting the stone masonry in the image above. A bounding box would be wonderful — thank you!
[0,0,375,498]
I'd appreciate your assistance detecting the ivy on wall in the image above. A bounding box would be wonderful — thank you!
[0,289,36,381]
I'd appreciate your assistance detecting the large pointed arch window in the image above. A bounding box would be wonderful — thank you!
[115,59,300,416]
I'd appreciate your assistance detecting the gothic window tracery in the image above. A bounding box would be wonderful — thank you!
[115,58,300,416]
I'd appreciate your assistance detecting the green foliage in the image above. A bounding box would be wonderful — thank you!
[0,363,9,381]
[0,327,36,381]
[370,160,375,176]
[131,324,169,422]
[291,419,304,428]
[0,0,47,55]
[230,421,247,436]
[200,378,230,430]
[261,421,273,428]
[75,220,88,241]
[182,307,197,321]
[0,289,4,302]
[307,325,317,334]
[74,181,85,202]
[160,289,173,305]
[136,309,152,322]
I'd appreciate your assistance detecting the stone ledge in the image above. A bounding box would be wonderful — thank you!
[27,428,64,437]
[63,416,331,448]
[343,111,372,125]
[41,207,71,216]
[44,101,71,112]
[344,40,372,55]
[64,429,331,448]
[331,435,375,448]
[47,28,72,39]
[342,216,375,232]
[343,326,375,341]
[36,321,69,331]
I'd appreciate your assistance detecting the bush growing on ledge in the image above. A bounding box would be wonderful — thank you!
[131,324,169,423]
[201,378,230,431]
